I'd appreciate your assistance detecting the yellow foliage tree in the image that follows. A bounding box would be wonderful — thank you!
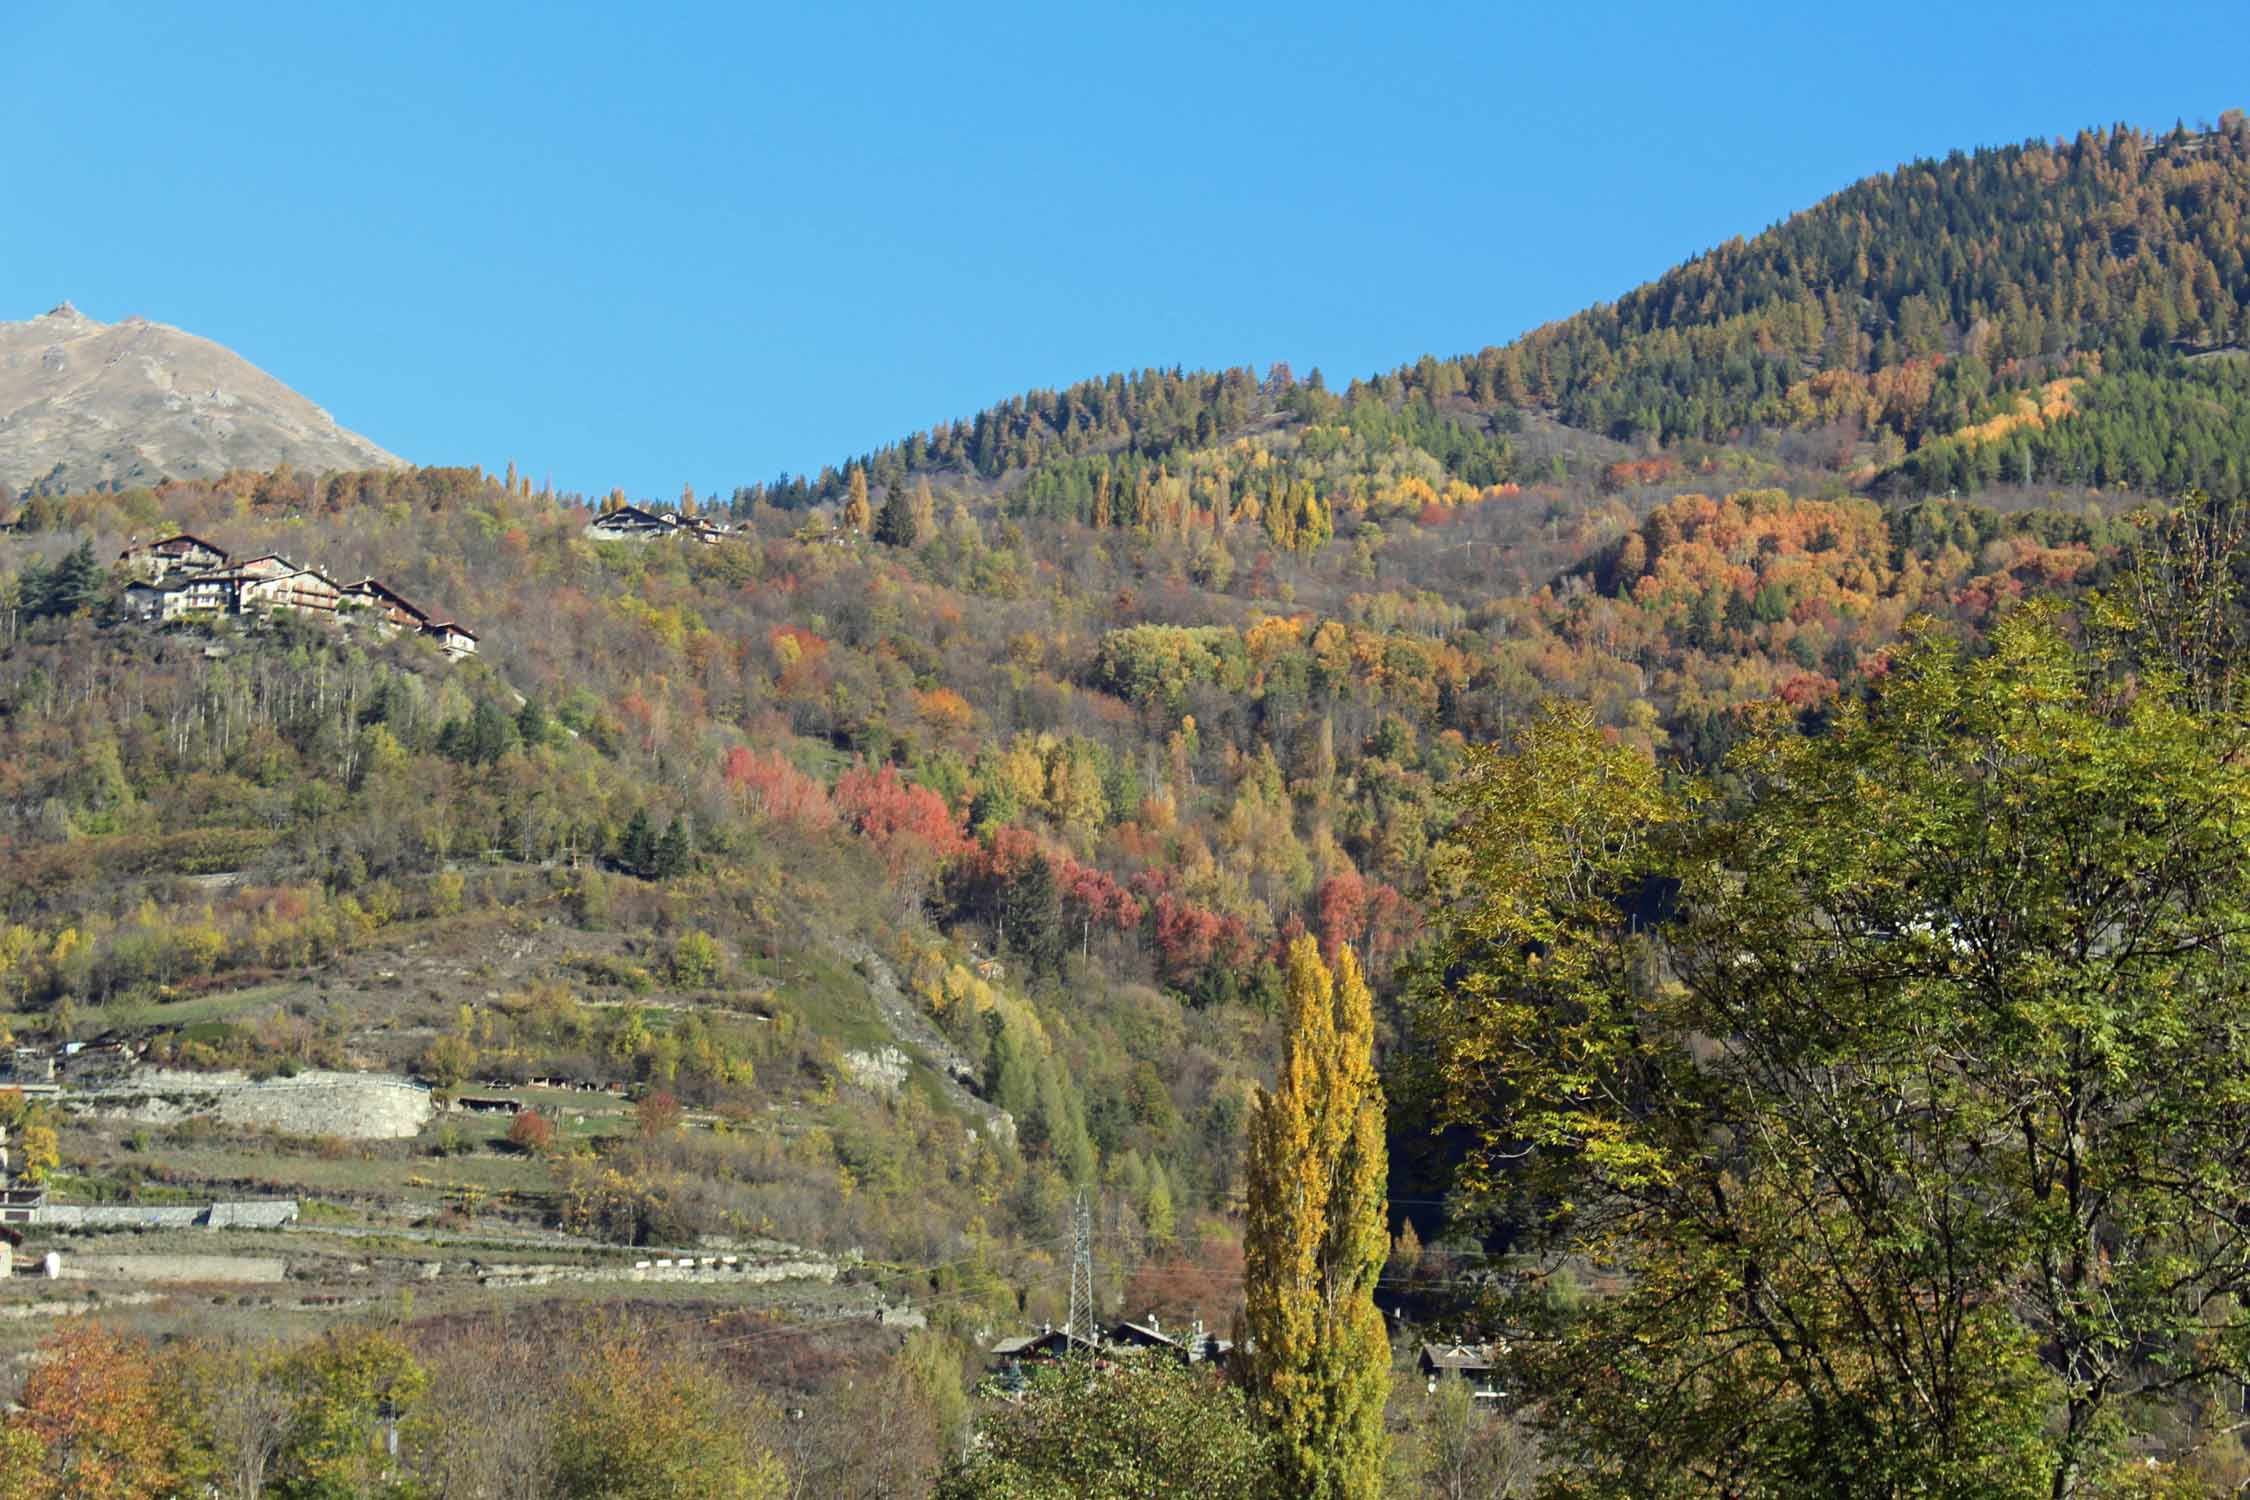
[1244,936,1389,1500]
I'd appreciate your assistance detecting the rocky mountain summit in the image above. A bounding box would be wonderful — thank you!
[0,302,404,498]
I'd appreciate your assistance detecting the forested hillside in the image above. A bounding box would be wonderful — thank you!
[749,113,2250,520]
[4,107,2250,1499]
[0,445,2140,1264]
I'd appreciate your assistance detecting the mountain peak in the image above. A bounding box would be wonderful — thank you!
[0,304,405,497]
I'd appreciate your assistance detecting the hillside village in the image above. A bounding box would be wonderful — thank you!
[116,530,478,655]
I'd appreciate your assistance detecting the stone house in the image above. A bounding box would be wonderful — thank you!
[239,567,344,617]
[123,578,197,621]
[118,532,229,580]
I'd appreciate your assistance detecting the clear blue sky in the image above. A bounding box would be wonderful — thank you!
[4,1,2245,501]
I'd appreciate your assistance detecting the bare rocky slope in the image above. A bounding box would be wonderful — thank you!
[0,302,404,498]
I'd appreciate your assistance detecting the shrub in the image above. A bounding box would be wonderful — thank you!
[507,1110,557,1154]
[668,931,725,987]
[636,1090,682,1139]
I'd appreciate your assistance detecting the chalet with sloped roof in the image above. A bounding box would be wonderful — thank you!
[240,567,344,617]
[1107,1315,1232,1367]
[1418,1341,1505,1403]
[123,578,197,622]
[119,532,229,580]
[585,504,679,541]
[422,620,478,658]
[341,577,432,631]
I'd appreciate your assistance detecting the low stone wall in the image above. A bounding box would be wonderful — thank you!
[58,1253,288,1283]
[474,1254,840,1289]
[39,1200,298,1230]
[61,1068,433,1140]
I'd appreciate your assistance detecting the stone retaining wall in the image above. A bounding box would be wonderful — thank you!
[474,1254,840,1289]
[58,1253,288,1283]
[61,1069,433,1140]
[39,1200,298,1230]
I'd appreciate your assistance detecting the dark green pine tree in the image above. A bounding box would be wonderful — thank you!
[1000,854,1065,977]
[466,700,517,766]
[13,558,52,620]
[982,1012,1036,1118]
[651,816,692,879]
[873,483,919,548]
[617,809,655,876]
[30,540,101,620]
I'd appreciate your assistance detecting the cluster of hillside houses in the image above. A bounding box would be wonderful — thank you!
[583,503,739,544]
[987,1318,1506,1404]
[117,533,477,657]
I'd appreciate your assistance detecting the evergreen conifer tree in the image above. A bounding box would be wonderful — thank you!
[874,482,919,547]
[617,809,655,875]
[652,816,691,878]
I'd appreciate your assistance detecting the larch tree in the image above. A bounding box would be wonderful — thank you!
[841,466,872,535]
[1244,935,1389,1500]
[909,474,939,538]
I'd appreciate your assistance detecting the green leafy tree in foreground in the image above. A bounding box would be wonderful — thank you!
[933,1353,1272,1500]
[1244,936,1390,1500]
[270,1327,426,1500]
[1420,611,2250,1499]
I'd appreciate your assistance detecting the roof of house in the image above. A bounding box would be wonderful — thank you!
[199,554,296,582]
[1418,1342,1497,1373]
[1109,1320,1186,1348]
[990,1328,1076,1358]
[120,532,227,558]
[593,505,674,526]
[345,578,432,618]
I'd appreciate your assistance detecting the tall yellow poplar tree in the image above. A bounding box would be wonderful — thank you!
[841,466,872,534]
[1244,936,1390,1500]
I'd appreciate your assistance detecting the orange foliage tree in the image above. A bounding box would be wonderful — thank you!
[3,1320,175,1500]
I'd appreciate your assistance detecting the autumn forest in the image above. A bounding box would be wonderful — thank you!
[5,114,2250,1499]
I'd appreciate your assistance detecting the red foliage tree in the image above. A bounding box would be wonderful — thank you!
[506,1109,556,1154]
[834,765,969,899]
[1314,870,1368,962]
[721,746,835,836]
[636,1090,682,1139]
